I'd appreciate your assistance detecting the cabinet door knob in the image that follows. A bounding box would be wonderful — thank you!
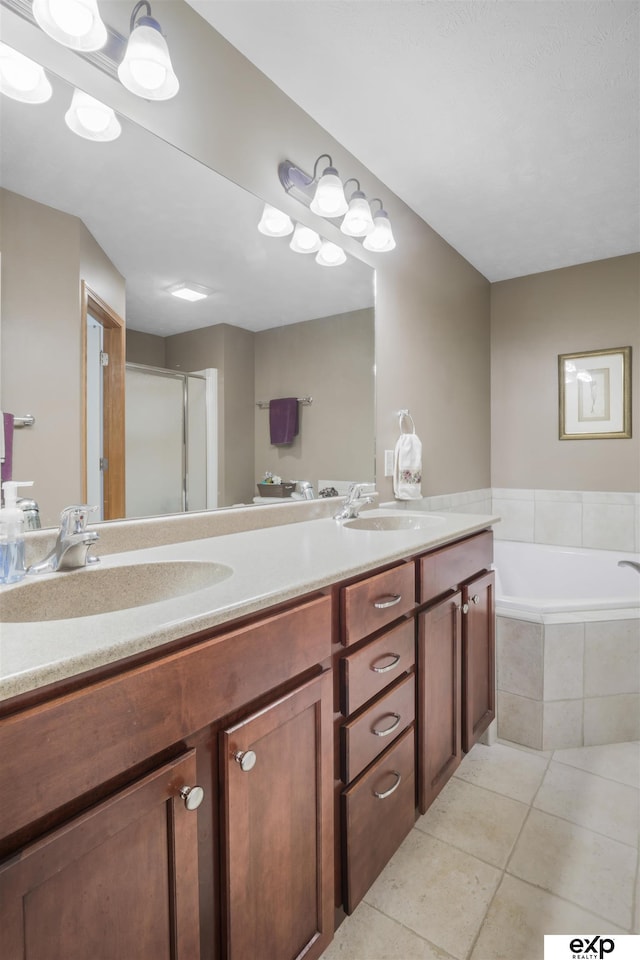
[461,602,469,614]
[373,593,402,609]
[471,594,480,604]
[373,771,402,799]
[371,713,402,738]
[234,749,257,772]
[371,653,401,674]
[179,784,205,811]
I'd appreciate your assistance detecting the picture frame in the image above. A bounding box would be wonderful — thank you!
[558,346,631,440]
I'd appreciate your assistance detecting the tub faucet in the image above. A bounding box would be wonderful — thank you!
[618,560,640,574]
[334,482,375,521]
[28,505,100,574]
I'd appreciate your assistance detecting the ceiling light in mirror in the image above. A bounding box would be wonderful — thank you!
[118,0,179,100]
[316,240,347,267]
[32,0,107,51]
[0,42,52,102]
[64,88,121,140]
[167,283,211,302]
[257,203,294,237]
[289,223,321,254]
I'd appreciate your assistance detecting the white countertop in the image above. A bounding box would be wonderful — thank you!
[0,510,498,701]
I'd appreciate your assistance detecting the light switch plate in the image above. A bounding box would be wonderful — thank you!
[384,450,394,476]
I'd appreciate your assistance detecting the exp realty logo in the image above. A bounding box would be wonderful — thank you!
[545,935,639,960]
[568,937,615,959]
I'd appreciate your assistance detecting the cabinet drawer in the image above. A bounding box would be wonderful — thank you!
[341,562,416,646]
[341,726,416,914]
[341,673,415,784]
[418,531,493,605]
[340,618,415,716]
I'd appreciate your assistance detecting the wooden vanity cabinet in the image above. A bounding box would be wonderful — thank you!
[336,564,418,915]
[221,671,333,960]
[417,532,495,814]
[0,594,334,960]
[0,750,201,960]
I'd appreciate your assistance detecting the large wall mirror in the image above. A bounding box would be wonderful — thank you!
[0,70,375,528]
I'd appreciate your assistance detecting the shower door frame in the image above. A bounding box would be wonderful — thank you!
[125,362,216,515]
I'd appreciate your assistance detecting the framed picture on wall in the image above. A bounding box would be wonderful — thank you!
[558,346,632,439]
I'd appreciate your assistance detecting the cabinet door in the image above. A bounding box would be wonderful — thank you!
[0,751,201,960]
[462,570,496,752]
[221,671,333,960]
[417,592,463,814]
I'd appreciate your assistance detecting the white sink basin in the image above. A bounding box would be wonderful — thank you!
[0,560,233,623]
[343,513,447,532]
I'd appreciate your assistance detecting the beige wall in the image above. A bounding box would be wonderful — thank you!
[1,190,124,525]
[255,309,374,493]
[126,330,167,367]
[4,1,492,505]
[491,254,640,492]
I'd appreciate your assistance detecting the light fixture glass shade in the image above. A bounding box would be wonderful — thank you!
[310,166,348,217]
[32,0,108,52]
[257,203,294,237]
[315,240,347,267]
[340,191,374,237]
[0,43,52,103]
[362,209,396,252]
[289,223,321,254]
[117,17,179,100]
[64,88,121,140]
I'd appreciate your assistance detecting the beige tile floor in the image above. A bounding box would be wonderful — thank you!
[323,740,640,960]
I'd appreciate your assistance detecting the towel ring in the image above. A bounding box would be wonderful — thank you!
[397,409,416,435]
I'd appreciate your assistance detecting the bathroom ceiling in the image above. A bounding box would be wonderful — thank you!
[188,0,640,282]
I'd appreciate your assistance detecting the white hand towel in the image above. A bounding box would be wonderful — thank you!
[393,430,422,500]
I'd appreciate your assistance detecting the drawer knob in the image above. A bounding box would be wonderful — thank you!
[371,653,401,674]
[373,771,402,800]
[373,594,402,609]
[471,594,480,604]
[234,749,257,772]
[179,784,205,811]
[372,713,401,738]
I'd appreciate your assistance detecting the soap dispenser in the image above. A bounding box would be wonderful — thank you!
[0,480,34,584]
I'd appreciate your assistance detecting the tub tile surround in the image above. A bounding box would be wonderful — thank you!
[323,741,639,960]
[491,488,640,552]
[497,616,640,750]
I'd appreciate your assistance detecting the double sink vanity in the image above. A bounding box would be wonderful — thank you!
[0,503,498,960]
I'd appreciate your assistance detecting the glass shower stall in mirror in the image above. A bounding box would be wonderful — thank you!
[0,71,375,528]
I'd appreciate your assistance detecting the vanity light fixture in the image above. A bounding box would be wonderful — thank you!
[117,0,179,100]
[309,155,348,217]
[0,41,52,102]
[257,203,294,237]
[168,282,211,302]
[32,0,107,51]
[315,240,347,267]
[362,199,397,252]
[64,87,121,140]
[278,156,396,253]
[340,179,374,237]
[289,223,321,254]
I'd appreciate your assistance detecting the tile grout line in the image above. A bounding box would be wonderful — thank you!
[362,900,460,960]
[465,749,555,959]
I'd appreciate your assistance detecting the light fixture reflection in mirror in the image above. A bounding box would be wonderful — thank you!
[0,41,52,102]
[0,71,375,527]
[64,88,122,141]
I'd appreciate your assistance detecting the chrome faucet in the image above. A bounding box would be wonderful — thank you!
[28,505,100,574]
[334,483,375,521]
[618,560,640,574]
